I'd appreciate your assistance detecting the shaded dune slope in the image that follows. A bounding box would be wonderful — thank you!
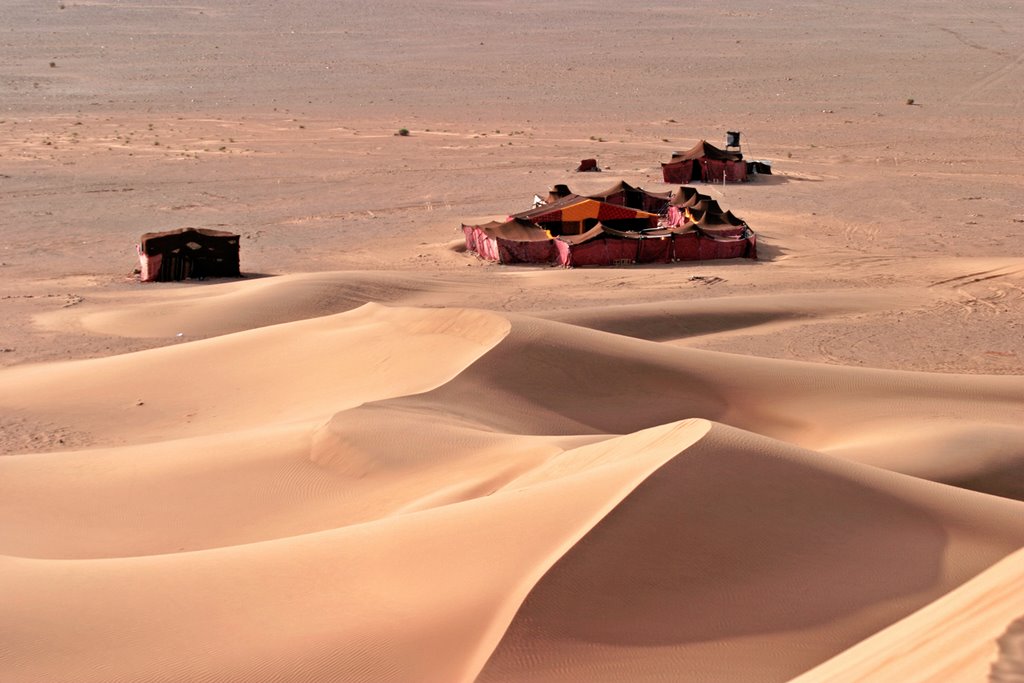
[792,547,1024,683]
[535,289,919,342]
[478,423,1024,682]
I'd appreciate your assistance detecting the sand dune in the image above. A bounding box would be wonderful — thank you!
[0,304,509,446]
[3,304,1024,682]
[3,0,1024,679]
[479,423,1024,682]
[0,419,713,683]
[44,272,465,340]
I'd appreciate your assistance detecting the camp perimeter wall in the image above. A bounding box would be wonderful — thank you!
[554,231,756,267]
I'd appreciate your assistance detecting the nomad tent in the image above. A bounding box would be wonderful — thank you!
[662,140,748,184]
[512,195,659,235]
[463,182,756,267]
[138,228,240,282]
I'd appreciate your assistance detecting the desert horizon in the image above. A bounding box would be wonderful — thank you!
[2,1,1023,681]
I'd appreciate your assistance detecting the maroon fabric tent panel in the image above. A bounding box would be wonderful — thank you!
[672,231,701,261]
[637,237,673,264]
[701,159,748,182]
[565,239,609,267]
[604,238,639,264]
[662,160,695,184]
[496,238,556,264]
[561,234,639,267]
[555,232,755,267]
[699,235,751,260]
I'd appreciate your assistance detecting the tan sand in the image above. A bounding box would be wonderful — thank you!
[1,1,1023,681]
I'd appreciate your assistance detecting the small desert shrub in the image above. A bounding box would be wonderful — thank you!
[906,98,915,105]
[398,128,410,136]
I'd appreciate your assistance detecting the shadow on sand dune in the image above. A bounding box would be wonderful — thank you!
[478,424,1024,682]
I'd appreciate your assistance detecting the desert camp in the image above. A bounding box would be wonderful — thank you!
[463,182,756,266]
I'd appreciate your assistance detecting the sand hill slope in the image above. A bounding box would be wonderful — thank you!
[2,304,1024,682]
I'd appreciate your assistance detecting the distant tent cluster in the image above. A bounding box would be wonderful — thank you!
[463,181,756,267]
[138,228,241,282]
[659,139,770,184]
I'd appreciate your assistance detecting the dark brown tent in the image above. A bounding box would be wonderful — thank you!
[138,227,241,282]
[662,140,748,184]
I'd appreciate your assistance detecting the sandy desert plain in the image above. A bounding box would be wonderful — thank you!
[2,1,1024,681]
